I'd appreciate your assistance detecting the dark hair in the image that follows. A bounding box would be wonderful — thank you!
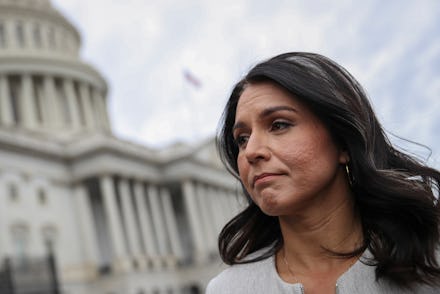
[216,52,440,288]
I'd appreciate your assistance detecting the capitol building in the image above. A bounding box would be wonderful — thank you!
[0,0,241,293]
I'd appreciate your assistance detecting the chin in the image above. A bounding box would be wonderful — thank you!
[260,209,282,217]
[258,198,283,216]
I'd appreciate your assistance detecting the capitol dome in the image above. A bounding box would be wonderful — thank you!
[0,1,238,294]
[0,0,110,137]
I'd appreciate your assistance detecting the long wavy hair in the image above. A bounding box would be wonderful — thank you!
[216,52,440,289]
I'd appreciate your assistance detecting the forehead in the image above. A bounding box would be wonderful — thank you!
[236,82,304,116]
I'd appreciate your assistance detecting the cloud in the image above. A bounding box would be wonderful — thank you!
[51,0,440,167]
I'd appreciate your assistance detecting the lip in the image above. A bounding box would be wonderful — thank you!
[253,173,282,187]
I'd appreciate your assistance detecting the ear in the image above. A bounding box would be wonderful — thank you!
[338,150,350,164]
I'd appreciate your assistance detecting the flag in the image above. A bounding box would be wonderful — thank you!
[183,69,202,89]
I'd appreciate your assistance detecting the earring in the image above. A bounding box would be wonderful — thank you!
[345,164,353,187]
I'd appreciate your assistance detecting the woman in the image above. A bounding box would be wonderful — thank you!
[207,52,440,293]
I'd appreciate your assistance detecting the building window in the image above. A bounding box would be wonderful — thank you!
[42,226,57,254]
[55,79,71,125]
[74,82,86,126]
[16,21,25,48]
[8,76,21,124]
[37,188,47,205]
[33,23,42,48]
[61,30,68,51]
[8,183,19,203]
[33,77,44,123]
[0,23,5,48]
[48,26,56,49]
[10,224,30,264]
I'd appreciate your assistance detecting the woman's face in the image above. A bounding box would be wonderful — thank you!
[233,82,349,217]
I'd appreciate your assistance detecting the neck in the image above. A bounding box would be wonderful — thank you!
[278,195,363,272]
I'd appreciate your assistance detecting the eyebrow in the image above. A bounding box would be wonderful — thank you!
[233,105,297,131]
[261,105,297,117]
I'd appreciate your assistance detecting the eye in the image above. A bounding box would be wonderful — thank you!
[234,134,249,149]
[270,120,292,131]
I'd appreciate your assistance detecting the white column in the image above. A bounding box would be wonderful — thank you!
[73,185,98,277]
[91,88,107,130]
[100,175,130,272]
[133,182,158,261]
[207,187,225,235]
[0,75,13,126]
[118,179,145,269]
[0,180,11,259]
[43,75,61,129]
[182,180,206,261]
[227,192,241,216]
[99,92,111,130]
[219,189,234,223]
[195,184,217,253]
[90,88,102,129]
[63,79,81,130]
[146,185,169,257]
[160,188,184,262]
[79,82,95,129]
[20,74,38,128]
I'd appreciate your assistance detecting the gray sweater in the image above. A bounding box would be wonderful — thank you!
[206,250,440,293]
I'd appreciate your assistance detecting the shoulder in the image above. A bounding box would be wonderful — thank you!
[206,255,274,294]
[337,250,440,294]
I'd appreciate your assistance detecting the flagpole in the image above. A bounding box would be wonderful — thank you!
[182,69,202,143]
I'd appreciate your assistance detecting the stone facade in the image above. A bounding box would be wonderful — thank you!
[0,1,241,293]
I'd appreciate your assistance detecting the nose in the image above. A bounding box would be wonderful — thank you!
[244,133,270,164]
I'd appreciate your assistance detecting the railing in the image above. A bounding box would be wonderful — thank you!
[0,254,59,294]
[0,258,14,294]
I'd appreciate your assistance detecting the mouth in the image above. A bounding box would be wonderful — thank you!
[253,173,282,187]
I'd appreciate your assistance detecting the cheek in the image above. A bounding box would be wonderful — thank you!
[280,144,314,168]
[281,137,337,173]
[304,140,341,177]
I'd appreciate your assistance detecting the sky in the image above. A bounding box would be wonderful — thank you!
[51,0,440,166]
